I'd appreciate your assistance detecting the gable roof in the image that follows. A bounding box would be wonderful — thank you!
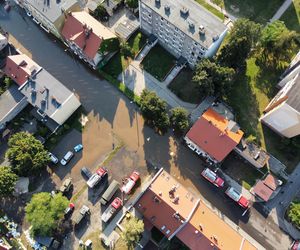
[4,55,41,86]
[186,108,244,162]
[135,170,258,250]
[61,11,116,60]
[4,54,81,128]
[253,180,273,202]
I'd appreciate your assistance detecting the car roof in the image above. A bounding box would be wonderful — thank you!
[226,187,241,201]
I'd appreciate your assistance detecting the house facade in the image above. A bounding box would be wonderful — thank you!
[134,169,259,250]
[61,11,117,69]
[139,0,227,68]
[184,108,244,164]
[260,54,300,138]
[18,0,81,38]
[4,54,81,131]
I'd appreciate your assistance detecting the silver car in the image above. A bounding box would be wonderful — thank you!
[48,152,58,164]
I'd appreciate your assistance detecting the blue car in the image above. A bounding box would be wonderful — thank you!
[74,144,83,152]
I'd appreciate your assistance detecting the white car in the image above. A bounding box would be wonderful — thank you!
[48,152,58,164]
[60,151,74,166]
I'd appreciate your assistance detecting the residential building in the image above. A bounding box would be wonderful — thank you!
[18,0,81,38]
[61,11,117,69]
[260,54,300,138]
[0,85,28,130]
[134,169,259,250]
[139,0,227,68]
[0,33,8,51]
[184,108,244,163]
[4,54,81,131]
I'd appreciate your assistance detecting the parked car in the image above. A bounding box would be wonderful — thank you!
[65,203,75,217]
[60,151,74,166]
[73,205,90,226]
[86,167,107,188]
[121,171,140,194]
[74,144,83,152]
[59,177,72,194]
[201,168,224,188]
[48,152,59,164]
[100,180,120,205]
[101,197,122,223]
[81,167,92,179]
[291,241,300,250]
[225,187,249,209]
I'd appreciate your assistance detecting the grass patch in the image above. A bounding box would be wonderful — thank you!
[194,0,224,20]
[224,56,300,172]
[102,31,147,78]
[280,0,300,32]
[214,0,284,23]
[141,45,176,82]
[222,153,264,190]
[168,68,203,104]
[0,77,12,96]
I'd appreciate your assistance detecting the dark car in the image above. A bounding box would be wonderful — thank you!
[81,167,92,179]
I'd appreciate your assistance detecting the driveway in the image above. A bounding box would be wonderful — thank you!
[0,6,293,250]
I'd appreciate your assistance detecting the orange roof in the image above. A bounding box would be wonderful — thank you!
[136,171,198,237]
[4,54,41,86]
[186,108,244,162]
[263,174,278,191]
[135,170,258,250]
[62,11,116,60]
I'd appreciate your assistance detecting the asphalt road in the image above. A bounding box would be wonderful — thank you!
[0,5,292,250]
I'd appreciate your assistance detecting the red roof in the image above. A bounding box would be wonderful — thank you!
[61,11,116,60]
[186,109,244,162]
[253,180,273,202]
[263,174,278,191]
[4,54,41,86]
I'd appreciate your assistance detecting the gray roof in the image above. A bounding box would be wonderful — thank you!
[20,68,81,125]
[0,85,26,122]
[25,0,79,22]
[286,74,300,112]
[140,0,227,48]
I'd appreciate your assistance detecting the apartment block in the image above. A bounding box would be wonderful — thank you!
[139,0,227,68]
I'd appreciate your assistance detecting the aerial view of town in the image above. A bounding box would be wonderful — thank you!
[0,0,299,249]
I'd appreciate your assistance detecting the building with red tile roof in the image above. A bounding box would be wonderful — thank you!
[184,108,244,163]
[252,174,280,202]
[61,11,117,69]
[135,169,259,250]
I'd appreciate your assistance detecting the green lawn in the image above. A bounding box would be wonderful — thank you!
[168,68,203,104]
[102,31,147,78]
[280,0,300,32]
[141,45,176,82]
[224,57,300,172]
[195,0,224,20]
[212,0,285,23]
[222,153,264,190]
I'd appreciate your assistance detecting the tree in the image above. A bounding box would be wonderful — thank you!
[259,21,298,64]
[192,59,235,97]
[288,201,300,229]
[120,42,133,58]
[0,166,18,196]
[25,192,69,236]
[140,90,170,132]
[93,4,109,21]
[125,0,138,9]
[121,216,144,248]
[217,19,262,70]
[6,132,50,176]
[170,107,189,133]
[99,38,120,54]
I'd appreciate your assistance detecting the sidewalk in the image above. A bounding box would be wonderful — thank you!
[270,0,293,22]
[118,61,197,112]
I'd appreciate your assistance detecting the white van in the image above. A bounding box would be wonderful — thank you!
[60,151,74,166]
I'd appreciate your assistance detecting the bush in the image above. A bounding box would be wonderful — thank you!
[63,124,70,130]
[50,137,56,144]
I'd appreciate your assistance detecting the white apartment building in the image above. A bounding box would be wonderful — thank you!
[139,0,227,68]
[260,52,300,138]
[17,0,81,38]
